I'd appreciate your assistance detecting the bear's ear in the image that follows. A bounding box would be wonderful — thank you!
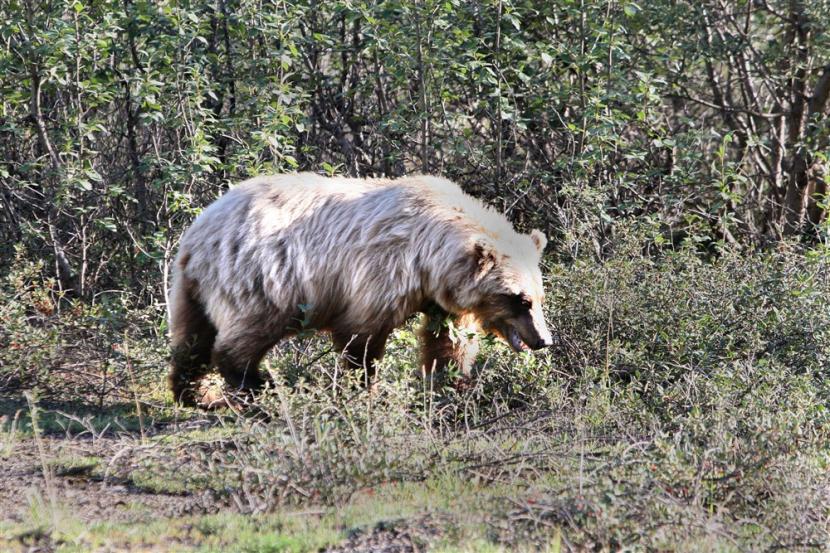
[530,229,547,253]
[473,241,498,280]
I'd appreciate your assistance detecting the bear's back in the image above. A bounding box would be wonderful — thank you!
[234,172,502,230]
[186,172,534,262]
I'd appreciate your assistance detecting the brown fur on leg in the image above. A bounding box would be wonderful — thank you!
[211,327,280,398]
[208,311,293,402]
[168,271,217,407]
[418,310,480,379]
[211,346,272,394]
[332,330,391,388]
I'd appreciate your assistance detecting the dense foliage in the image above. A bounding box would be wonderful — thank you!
[1,0,829,304]
[2,2,830,549]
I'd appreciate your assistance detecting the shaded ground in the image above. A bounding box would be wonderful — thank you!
[0,401,461,553]
[1,433,219,525]
[0,401,216,552]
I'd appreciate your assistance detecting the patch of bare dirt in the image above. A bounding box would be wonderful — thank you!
[325,515,449,553]
[0,431,221,529]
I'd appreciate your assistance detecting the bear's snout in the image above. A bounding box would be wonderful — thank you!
[502,312,553,353]
[527,326,553,350]
[527,313,553,350]
[531,336,553,350]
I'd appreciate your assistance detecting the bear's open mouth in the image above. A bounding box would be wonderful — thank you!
[506,326,530,353]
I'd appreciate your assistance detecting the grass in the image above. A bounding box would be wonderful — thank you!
[1,473,560,552]
[58,512,341,553]
[1,233,830,551]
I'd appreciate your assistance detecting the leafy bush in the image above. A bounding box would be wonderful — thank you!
[0,246,167,404]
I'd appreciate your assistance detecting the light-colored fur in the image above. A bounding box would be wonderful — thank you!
[168,173,550,405]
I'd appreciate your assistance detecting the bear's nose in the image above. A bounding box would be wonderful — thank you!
[532,337,553,350]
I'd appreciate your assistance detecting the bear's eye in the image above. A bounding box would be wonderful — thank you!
[504,293,532,310]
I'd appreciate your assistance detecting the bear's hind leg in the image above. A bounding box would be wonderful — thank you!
[169,277,217,407]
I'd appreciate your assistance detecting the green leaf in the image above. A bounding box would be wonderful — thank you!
[624,3,640,17]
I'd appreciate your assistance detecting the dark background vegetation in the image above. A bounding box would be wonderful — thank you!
[2,1,830,551]
[2,0,830,303]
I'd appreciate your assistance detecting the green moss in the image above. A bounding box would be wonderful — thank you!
[47,455,102,477]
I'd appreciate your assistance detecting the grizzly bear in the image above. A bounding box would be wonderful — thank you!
[168,173,552,406]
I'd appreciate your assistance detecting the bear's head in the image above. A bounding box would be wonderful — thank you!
[453,229,553,352]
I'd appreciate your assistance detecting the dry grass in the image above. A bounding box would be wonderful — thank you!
[1,234,829,551]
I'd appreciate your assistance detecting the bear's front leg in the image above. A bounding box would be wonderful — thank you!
[418,309,480,379]
[332,330,391,387]
[209,318,283,404]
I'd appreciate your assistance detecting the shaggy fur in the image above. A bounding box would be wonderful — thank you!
[168,173,552,406]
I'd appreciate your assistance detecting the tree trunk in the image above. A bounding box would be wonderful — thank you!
[780,4,830,235]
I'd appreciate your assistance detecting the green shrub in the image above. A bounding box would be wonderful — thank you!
[0,246,167,404]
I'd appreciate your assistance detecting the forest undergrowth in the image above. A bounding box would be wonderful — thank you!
[2,230,829,551]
